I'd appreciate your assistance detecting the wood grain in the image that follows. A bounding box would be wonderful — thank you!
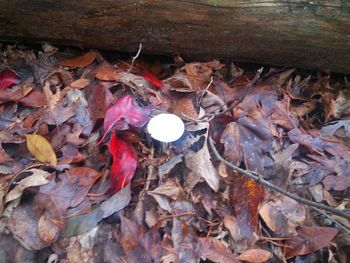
[0,0,349,72]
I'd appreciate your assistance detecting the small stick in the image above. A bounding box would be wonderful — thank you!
[208,137,350,221]
[312,207,350,234]
[144,145,154,191]
[128,42,143,72]
[193,67,264,124]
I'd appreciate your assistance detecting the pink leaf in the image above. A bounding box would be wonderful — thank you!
[107,132,137,194]
[100,95,152,144]
[0,69,21,89]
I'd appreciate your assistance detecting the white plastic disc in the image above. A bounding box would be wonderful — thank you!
[147,113,185,142]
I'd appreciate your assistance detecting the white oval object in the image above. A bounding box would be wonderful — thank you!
[147,113,185,142]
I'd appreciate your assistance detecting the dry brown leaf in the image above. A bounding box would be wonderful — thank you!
[70,78,90,89]
[59,50,98,68]
[184,122,219,192]
[174,96,198,120]
[38,214,59,244]
[284,227,338,259]
[237,249,272,263]
[5,169,50,203]
[199,237,238,263]
[26,134,57,166]
[259,195,305,235]
[94,61,120,81]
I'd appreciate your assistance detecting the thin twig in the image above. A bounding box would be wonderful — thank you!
[312,207,350,234]
[128,42,143,72]
[145,145,154,191]
[214,67,264,117]
[192,67,264,125]
[208,137,350,221]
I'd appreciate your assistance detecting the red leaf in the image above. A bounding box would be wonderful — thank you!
[142,73,166,90]
[100,95,151,143]
[0,69,21,89]
[231,175,264,244]
[107,132,137,194]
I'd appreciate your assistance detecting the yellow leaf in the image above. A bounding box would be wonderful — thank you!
[26,134,57,166]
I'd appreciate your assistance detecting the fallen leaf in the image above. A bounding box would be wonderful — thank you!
[5,169,51,202]
[172,219,200,262]
[26,134,57,166]
[0,145,12,163]
[259,195,306,235]
[19,90,46,108]
[322,175,350,191]
[37,214,59,244]
[65,167,102,206]
[284,227,338,259]
[100,95,152,143]
[107,132,138,194]
[64,184,131,236]
[7,203,47,250]
[185,61,222,90]
[87,82,114,124]
[59,50,98,68]
[149,179,185,200]
[184,122,219,192]
[120,216,162,263]
[237,248,272,263]
[288,128,350,161]
[271,94,299,130]
[199,237,238,263]
[94,61,120,81]
[231,174,264,245]
[70,78,90,89]
[0,85,32,104]
[142,72,166,90]
[174,96,198,120]
[0,69,21,89]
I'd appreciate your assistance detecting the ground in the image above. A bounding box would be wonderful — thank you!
[0,43,349,263]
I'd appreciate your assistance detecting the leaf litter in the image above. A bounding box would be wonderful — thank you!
[0,44,349,262]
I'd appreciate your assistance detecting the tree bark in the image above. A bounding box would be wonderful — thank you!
[0,0,349,73]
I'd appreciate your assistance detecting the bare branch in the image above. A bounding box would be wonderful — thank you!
[208,136,350,221]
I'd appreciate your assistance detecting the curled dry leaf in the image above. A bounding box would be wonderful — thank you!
[19,90,46,108]
[94,61,119,81]
[5,169,51,203]
[26,134,57,166]
[38,214,59,244]
[259,195,306,235]
[70,78,90,89]
[237,248,272,263]
[59,50,98,68]
[174,96,198,120]
[7,203,47,250]
[184,122,219,192]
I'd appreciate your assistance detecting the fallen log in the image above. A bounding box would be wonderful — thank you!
[0,0,349,73]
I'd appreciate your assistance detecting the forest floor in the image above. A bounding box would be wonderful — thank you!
[0,43,349,263]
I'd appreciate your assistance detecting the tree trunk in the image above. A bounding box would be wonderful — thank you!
[0,0,349,73]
